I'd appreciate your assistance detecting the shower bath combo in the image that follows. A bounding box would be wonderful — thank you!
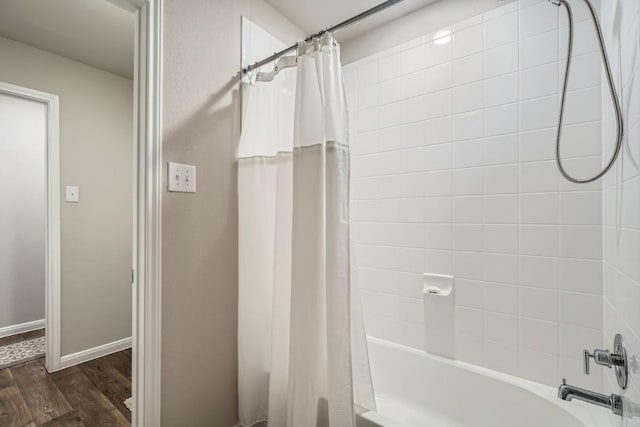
[241,0,632,421]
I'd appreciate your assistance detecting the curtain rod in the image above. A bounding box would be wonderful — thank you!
[242,0,407,74]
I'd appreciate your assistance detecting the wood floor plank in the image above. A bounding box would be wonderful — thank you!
[39,410,84,426]
[0,330,45,347]
[19,330,45,342]
[0,369,15,391]
[10,361,72,425]
[0,349,131,426]
[101,351,132,381]
[0,384,35,426]
[79,358,131,422]
[0,335,26,348]
[49,366,129,426]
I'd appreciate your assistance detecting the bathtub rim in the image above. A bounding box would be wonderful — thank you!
[362,336,611,427]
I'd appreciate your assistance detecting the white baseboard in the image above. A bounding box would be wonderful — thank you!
[59,337,132,369]
[0,319,45,339]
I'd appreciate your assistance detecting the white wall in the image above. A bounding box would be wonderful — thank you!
[0,36,133,356]
[343,0,606,389]
[242,17,287,71]
[0,93,46,330]
[601,0,640,425]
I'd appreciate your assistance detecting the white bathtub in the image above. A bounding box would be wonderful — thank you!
[357,337,609,427]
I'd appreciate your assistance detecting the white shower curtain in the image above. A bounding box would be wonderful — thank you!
[237,33,375,427]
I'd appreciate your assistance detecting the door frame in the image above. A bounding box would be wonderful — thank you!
[0,81,61,373]
[121,1,164,425]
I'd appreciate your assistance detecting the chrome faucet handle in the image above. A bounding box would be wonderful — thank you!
[582,334,629,389]
[584,349,612,374]
[583,350,589,374]
[584,347,626,373]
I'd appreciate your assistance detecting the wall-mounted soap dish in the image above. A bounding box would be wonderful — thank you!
[423,273,455,358]
[423,273,454,297]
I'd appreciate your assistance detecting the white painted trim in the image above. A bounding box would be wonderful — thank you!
[126,1,163,426]
[59,337,132,369]
[0,81,62,374]
[98,1,163,425]
[0,319,45,339]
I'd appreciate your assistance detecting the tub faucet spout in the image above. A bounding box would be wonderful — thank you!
[558,378,623,416]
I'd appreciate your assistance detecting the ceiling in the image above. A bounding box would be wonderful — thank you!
[264,0,441,41]
[0,0,135,79]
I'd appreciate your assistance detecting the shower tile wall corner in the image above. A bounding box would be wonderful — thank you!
[242,17,287,72]
[601,0,640,422]
[345,0,605,390]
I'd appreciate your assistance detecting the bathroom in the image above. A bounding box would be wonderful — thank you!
[0,0,638,426]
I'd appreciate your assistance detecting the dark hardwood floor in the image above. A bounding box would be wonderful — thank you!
[0,329,45,347]
[0,335,131,427]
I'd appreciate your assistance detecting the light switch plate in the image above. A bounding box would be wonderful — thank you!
[65,186,79,202]
[168,162,196,193]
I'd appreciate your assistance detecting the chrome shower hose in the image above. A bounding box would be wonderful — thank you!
[554,0,624,183]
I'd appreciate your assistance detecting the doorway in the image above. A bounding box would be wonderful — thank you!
[0,84,54,371]
[0,0,162,424]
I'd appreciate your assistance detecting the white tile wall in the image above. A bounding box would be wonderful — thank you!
[241,17,287,74]
[344,0,606,388]
[601,0,640,424]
